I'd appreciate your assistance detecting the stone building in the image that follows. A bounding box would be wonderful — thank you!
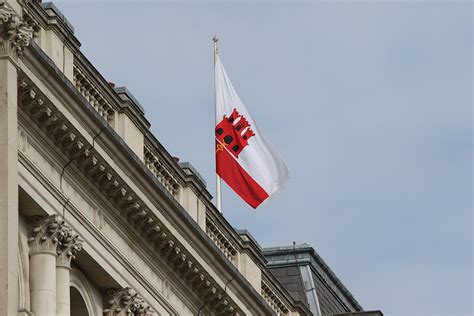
[0,0,372,315]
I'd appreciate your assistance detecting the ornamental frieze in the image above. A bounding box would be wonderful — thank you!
[18,73,244,315]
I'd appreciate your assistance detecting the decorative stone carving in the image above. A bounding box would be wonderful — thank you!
[93,207,105,230]
[56,225,83,268]
[0,1,38,58]
[103,288,153,316]
[161,279,171,300]
[18,126,28,152]
[18,76,244,316]
[28,215,65,255]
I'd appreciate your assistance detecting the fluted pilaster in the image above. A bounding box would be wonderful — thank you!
[0,11,19,311]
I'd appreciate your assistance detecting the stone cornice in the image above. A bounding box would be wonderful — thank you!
[72,53,151,131]
[206,209,269,271]
[17,27,309,315]
[26,0,215,215]
[22,0,144,132]
[144,143,182,196]
[237,229,268,268]
[143,134,214,208]
[114,86,151,135]
[23,0,80,51]
[206,215,239,263]
[17,143,181,314]
[17,57,272,315]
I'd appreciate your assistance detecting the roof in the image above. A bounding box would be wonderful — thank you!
[263,243,364,315]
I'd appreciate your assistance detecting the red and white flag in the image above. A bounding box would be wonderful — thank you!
[214,54,289,209]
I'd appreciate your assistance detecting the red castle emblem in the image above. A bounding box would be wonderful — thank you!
[215,108,255,158]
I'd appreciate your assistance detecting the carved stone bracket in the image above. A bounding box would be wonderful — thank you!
[28,214,65,255]
[56,225,83,268]
[103,288,153,316]
[19,76,245,316]
[0,1,38,58]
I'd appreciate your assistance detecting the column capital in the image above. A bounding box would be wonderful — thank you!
[28,215,65,256]
[103,288,154,316]
[56,225,83,268]
[0,1,39,59]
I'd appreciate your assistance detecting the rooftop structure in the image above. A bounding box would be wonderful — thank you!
[264,244,383,316]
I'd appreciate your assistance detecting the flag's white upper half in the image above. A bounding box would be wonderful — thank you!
[215,54,289,197]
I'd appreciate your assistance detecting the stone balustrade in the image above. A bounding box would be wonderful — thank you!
[143,146,180,197]
[18,76,244,315]
[73,66,114,122]
[206,216,238,264]
[261,279,290,315]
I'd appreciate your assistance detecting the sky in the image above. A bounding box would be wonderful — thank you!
[52,1,472,315]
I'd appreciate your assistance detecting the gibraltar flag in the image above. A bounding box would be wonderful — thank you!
[215,54,289,209]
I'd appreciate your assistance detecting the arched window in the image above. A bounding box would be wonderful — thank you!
[70,268,102,315]
[70,287,89,316]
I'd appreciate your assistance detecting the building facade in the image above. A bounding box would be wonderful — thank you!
[0,1,373,315]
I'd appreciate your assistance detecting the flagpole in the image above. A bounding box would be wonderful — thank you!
[213,36,222,213]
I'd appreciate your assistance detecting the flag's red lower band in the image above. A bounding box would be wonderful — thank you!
[216,142,269,209]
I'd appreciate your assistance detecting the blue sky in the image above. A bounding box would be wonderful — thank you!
[53,1,472,315]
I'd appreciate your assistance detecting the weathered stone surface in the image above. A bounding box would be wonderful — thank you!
[0,47,18,316]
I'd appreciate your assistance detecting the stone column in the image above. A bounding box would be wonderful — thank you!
[0,3,37,314]
[28,215,65,316]
[56,226,82,316]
